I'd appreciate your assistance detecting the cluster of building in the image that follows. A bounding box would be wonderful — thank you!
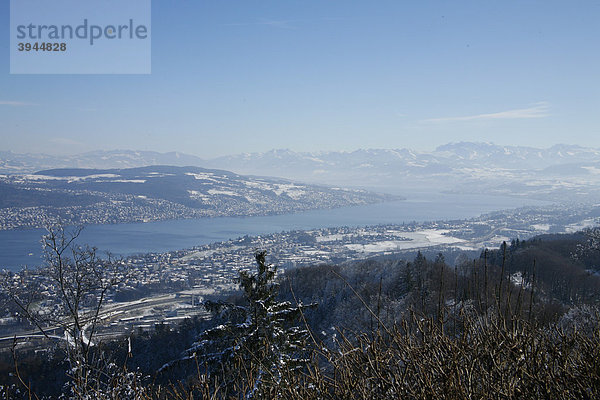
[0,182,389,231]
[2,202,599,341]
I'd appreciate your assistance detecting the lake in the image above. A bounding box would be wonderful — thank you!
[0,193,550,271]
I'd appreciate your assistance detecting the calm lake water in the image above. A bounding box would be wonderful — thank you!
[0,193,550,271]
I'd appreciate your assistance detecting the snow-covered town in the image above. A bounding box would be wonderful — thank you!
[2,202,599,344]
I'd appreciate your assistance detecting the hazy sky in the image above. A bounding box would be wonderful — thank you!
[1,1,599,157]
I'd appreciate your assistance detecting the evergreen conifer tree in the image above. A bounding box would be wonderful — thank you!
[186,250,315,397]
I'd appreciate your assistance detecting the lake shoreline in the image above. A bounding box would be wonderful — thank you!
[0,193,552,271]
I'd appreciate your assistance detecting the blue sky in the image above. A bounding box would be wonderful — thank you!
[1,1,599,157]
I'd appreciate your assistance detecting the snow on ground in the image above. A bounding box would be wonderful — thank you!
[243,180,265,188]
[243,194,269,204]
[510,272,531,289]
[207,189,241,196]
[185,172,221,183]
[246,181,311,199]
[316,234,348,242]
[181,246,243,261]
[345,229,465,253]
[271,184,307,199]
[453,244,480,251]
[180,288,216,295]
[532,224,550,231]
[185,172,213,179]
[180,249,217,260]
[301,249,331,255]
[188,190,208,200]
[345,241,412,253]
[317,231,393,243]
[146,172,175,177]
[420,229,464,244]
[23,173,120,181]
[582,166,600,175]
[566,218,600,233]
[485,235,512,244]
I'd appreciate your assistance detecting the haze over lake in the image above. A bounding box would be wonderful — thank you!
[0,193,549,271]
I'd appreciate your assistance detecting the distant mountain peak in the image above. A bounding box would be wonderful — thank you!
[3,143,600,200]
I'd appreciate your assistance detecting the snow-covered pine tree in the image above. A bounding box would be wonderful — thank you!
[574,226,600,260]
[187,250,315,397]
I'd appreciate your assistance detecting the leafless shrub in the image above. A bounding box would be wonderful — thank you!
[2,224,138,399]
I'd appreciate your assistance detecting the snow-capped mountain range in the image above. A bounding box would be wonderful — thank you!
[2,142,600,200]
[0,150,205,173]
[202,143,600,200]
[206,142,600,177]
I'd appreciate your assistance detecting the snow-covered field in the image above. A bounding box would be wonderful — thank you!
[532,224,550,231]
[566,218,600,233]
[345,229,466,253]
